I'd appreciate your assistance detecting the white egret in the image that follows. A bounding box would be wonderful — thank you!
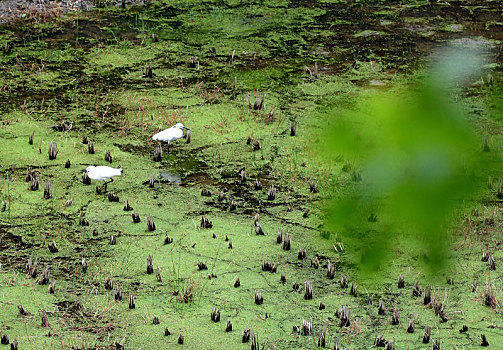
[82,165,122,191]
[152,123,190,153]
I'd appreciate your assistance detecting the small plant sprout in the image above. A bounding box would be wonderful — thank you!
[88,142,95,154]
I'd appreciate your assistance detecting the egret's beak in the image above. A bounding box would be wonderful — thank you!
[182,126,190,130]
[80,169,87,173]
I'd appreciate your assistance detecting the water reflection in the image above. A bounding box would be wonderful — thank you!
[160,171,181,185]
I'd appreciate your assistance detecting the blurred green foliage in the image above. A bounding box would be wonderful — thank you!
[322,48,495,276]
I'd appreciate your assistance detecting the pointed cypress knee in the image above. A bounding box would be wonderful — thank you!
[48,240,58,253]
[283,232,291,250]
[81,258,87,273]
[413,281,422,297]
[82,172,91,185]
[177,333,184,345]
[254,291,263,305]
[29,131,34,145]
[65,159,71,168]
[211,307,221,322]
[124,200,132,211]
[147,216,156,231]
[82,136,88,144]
[105,277,113,290]
[41,309,49,328]
[488,255,496,270]
[432,339,440,350]
[326,260,335,279]
[378,300,386,315]
[29,176,39,191]
[398,274,405,288]
[10,338,18,350]
[252,140,260,151]
[298,249,306,260]
[276,228,283,243]
[49,280,56,294]
[304,280,313,300]
[234,278,240,288]
[108,192,119,202]
[104,150,112,163]
[290,121,296,136]
[156,267,162,283]
[311,256,319,269]
[225,319,232,332]
[164,236,173,244]
[115,285,122,301]
[132,209,141,223]
[152,315,159,325]
[1,334,9,345]
[88,142,95,154]
[318,301,325,310]
[250,330,259,350]
[48,142,58,160]
[350,282,357,297]
[301,319,312,336]
[253,179,262,190]
[424,286,431,305]
[391,308,400,325]
[200,215,213,229]
[153,145,163,161]
[407,318,415,333]
[128,294,135,309]
[18,304,28,316]
[242,328,250,343]
[340,274,348,289]
[186,129,191,144]
[43,181,52,199]
[147,255,153,274]
[267,185,276,200]
[481,334,489,346]
[374,334,386,347]
[423,326,431,344]
[110,235,116,245]
[149,175,155,188]
[39,266,50,285]
[164,328,171,336]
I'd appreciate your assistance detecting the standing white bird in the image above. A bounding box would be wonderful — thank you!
[82,165,122,191]
[152,123,190,153]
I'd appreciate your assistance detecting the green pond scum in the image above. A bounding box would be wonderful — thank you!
[0,0,502,349]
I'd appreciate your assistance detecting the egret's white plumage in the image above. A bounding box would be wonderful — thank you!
[84,166,122,182]
[152,123,190,151]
